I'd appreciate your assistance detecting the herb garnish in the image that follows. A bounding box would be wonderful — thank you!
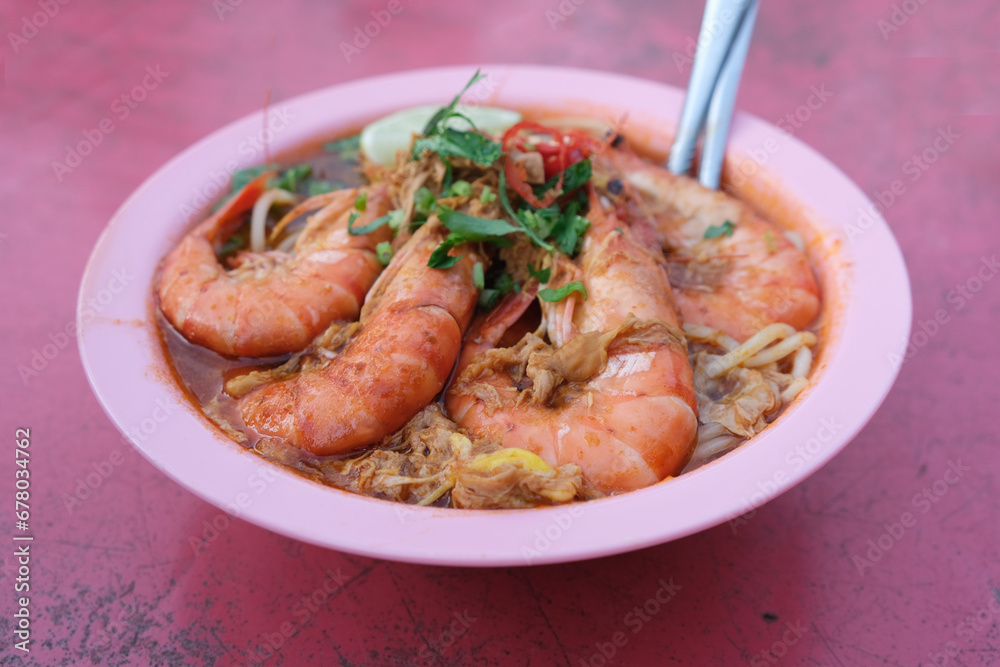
[704,220,736,239]
[411,70,502,166]
[538,281,587,303]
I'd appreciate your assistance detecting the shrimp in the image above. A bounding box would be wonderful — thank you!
[157,175,392,357]
[593,148,820,342]
[238,219,482,456]
[446,189,698,494]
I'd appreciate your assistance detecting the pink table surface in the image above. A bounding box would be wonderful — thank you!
[2,1,999,665]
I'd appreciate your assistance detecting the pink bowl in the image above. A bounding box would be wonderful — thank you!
[78,65,911,566]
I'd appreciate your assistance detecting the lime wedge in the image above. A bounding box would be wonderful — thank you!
[360,105,521,167]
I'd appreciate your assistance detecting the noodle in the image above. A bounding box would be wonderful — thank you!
[249,188,299,252]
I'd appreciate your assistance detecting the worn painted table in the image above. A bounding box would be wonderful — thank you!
[2,0,998,665]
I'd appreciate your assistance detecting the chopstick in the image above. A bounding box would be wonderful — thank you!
[667,0,761,190]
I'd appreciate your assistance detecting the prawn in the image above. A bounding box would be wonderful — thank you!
[446,188,698,494]
[238,218,482,456]
[157,175,392,357]
[593,148,820,342]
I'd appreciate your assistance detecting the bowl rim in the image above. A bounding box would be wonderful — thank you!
[77,64,911,567]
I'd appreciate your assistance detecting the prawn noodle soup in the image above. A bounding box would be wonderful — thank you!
[155,72,822,510]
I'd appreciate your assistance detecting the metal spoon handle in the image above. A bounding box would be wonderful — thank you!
[698,0,760,189]
[667,0,753,177]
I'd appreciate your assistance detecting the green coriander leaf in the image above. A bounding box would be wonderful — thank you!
[437,206,521,238]
[324,135,361,162]
[480,186,496,203]
[231,165,272,193]
[539,281,587,302]
[498,169,555,252]
[473,262,485,289]
[427,239,463,269]
[703,220,736,239]
[527,264,551,283]
[552,200,591,256]
[533,159,592,200]
[354,192,368,211]
[421,70,485,136]
[275,164,312,192]
[376,241,393,266]
[412,129,502,166]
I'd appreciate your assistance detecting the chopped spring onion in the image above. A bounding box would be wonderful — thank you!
[376,241,393,266]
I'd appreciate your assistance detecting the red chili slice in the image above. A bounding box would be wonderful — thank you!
[501,121,603,209]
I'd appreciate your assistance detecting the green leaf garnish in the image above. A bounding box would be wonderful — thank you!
[275,164,312,192]
[527,264,551,283]
[412,71,502,167]
[376,241,393,266]
[427,208,518,269]
[498,169,555,252]
[473,262,485,289]
[437,207,520,238]
[480,186,496,203]
[704,220,735,239]
[354,192,368,211]
[533,159,592,201]
[421,70,485,136]
[412,129,502,166]
[231,165,272,193]
[324,135,361,162]
[427,239,463,269]
[552,200,591,255]
[539,281,587,302]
